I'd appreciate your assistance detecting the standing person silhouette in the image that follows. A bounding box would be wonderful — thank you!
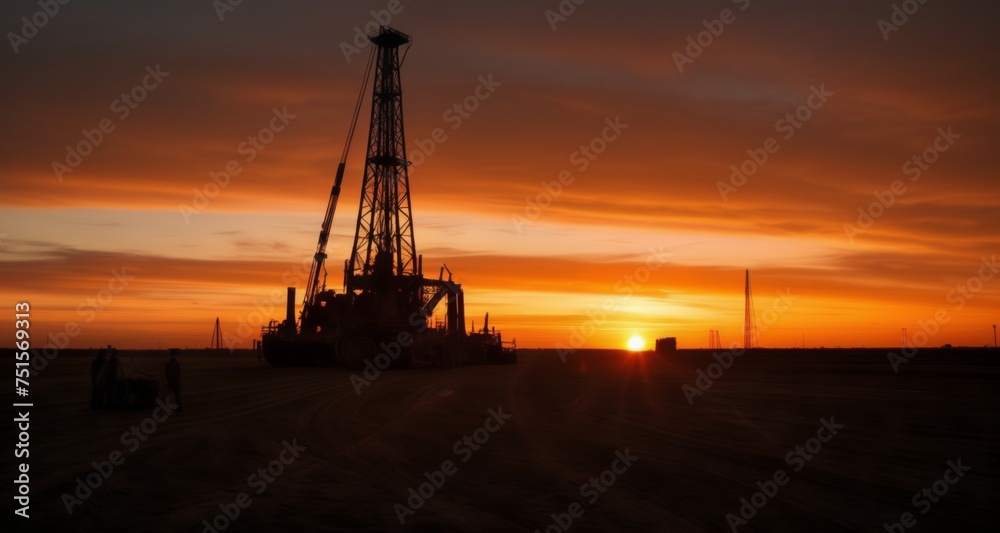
[166,349,183,411]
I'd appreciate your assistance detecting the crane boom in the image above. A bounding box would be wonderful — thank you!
[301,46,377,323]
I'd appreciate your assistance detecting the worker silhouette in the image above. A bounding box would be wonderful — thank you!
[166,350,183,411]
[90,349,107,409]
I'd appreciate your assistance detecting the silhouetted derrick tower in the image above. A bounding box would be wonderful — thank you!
[259,26,515,368]
[211,317,224,350]
[743,270,757,349]
[347,27,417,295]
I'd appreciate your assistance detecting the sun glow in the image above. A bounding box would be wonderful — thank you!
[627,335,645,351]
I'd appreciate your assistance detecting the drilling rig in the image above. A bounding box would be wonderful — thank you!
[260,26,515,369]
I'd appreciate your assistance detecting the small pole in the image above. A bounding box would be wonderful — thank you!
[993,324,997,349]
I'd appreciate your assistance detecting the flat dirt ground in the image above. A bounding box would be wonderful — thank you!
[8,347,998,532]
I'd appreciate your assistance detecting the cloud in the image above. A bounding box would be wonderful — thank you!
[1,0,998,348]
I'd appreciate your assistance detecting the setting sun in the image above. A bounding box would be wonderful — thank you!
[627,335,645,351]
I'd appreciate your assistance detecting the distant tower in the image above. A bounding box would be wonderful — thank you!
[708,329,722,349]
[211,317,224,350]
[743,270,756,349]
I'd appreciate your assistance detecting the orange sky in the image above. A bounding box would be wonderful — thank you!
[1,1,998,350]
